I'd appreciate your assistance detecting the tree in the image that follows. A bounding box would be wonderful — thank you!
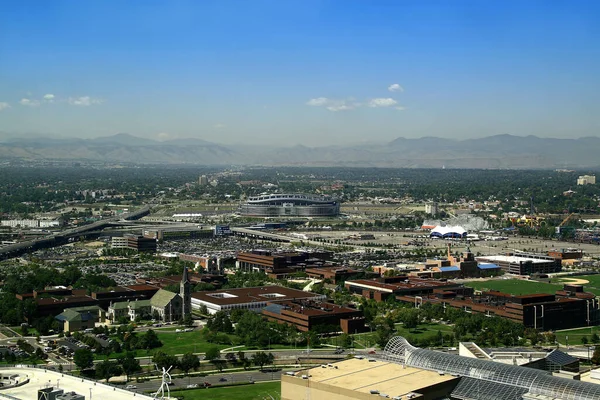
[205,346,221,362]
[592,333,599,344]
[152,351,178,371]
[117,352,141,382]
[338,333,353,349]
[183,314,194,327]
[140,329,162,349]
[179,352,200,375]
[582,336,589,345]
[251,351,274,370]
[199,304,209,316]
[592,346,600,365]
[96,360,123,382]
[73,349,94,370]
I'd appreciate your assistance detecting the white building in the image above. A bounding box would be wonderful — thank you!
[577,175,596,185]
[425,202,439,215]
[111,236,129,249]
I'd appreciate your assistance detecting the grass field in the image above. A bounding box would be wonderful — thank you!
[555,326,600,345]
[99,330,236,360]
[465,279,563,295]
[329,322,455,349]
[170,381,280,400]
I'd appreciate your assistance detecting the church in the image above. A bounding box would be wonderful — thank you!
[108,266,192,323]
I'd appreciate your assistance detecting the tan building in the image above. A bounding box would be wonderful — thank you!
[577,175,596,185]
[55,306,105,332]
[281,358,459,400]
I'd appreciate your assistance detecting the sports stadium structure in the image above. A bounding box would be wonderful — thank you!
[239,193,340,217]
[430,225,468,239]
[383,336,600,400]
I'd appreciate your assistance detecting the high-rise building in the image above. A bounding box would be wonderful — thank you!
[199,175,209,185]
[425,202,439,215]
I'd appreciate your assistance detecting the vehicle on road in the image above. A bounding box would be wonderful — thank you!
[219,377,227,382]
[125,385,137,390]
[186,384,198,388]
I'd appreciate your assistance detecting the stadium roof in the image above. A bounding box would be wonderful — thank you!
[383,336,600,400]
[430,225,467,238]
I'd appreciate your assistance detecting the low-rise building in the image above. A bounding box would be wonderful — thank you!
[262,300,364,333]
[345,277,465,302]
[305,266,363,283]
[476,253,561,275]
[55,306,105,332]
[107,299,151,322]
[191,286,326,315]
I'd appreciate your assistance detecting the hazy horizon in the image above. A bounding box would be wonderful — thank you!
[1,1,599,146]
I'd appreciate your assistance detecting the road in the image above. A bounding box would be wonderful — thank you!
[131,369,286,394]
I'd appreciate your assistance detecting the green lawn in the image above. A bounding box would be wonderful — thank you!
[465,279,562,295]
[170,381,280,400]
[552,274,600,294]
[555,326,600,345]
[98,330,237,360]
[328,322,455,349]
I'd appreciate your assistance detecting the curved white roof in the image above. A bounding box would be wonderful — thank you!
[430,225,467,236]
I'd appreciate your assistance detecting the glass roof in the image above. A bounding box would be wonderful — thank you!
[383,336,600,400]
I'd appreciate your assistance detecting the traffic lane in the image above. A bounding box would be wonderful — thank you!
[131,369,288,393]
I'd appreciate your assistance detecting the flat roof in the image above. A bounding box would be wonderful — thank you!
[0,367,153,400]
[347,278,459,292]
[267,300,361,317]
[191,285,324,305]
[476,255,551,264]
[291,358,456,398]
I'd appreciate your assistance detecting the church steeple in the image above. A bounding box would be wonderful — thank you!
[181,266,191,316]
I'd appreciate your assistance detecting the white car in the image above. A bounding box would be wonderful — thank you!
[125,385,137,390]
[186,384,198,388]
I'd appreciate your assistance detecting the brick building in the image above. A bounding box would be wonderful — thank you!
[262,299,364,333]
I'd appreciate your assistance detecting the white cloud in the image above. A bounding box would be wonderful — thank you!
[0,102,10,111]
[43,94,55,103]
[368,98,398,108]
[395,106,405,111]
[306,97,330,107]
[306,97,358,112]
[388,83,404,92]
[68,96,103,106]
[214,123,226,129]
[20,98,40,107]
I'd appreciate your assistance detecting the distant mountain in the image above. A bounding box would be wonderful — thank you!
[90,133,159,147]
[0,133,598,169]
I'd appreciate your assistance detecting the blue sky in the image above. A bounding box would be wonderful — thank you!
[0,0,599,146]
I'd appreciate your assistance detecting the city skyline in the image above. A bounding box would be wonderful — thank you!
[1,0,599,146]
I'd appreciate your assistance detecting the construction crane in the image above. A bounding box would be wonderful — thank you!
[555,213,576,238]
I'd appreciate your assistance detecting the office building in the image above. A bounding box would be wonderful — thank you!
[577,175,596,185]
[476,253,561,275]
[262,299,364,333]
[190,286,325,315]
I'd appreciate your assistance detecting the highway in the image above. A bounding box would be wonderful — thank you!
[0,205,152,260]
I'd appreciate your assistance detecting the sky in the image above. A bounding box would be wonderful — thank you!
[0,0,599,146]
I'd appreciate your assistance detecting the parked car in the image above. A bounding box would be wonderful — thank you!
[186,384,198,389]
[125,385,137,390]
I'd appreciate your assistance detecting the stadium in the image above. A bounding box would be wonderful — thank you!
[238,193,340,217]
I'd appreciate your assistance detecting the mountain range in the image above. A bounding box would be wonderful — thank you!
[0,133,598,169]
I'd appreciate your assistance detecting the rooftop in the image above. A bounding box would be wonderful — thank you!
[288,358,456,398]
[191,286,324,305]
[476,255,553,264]
[0,366,153,400]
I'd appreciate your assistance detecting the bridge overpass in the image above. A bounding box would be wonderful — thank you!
[231,227,292,242]
[0,205,152,260]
